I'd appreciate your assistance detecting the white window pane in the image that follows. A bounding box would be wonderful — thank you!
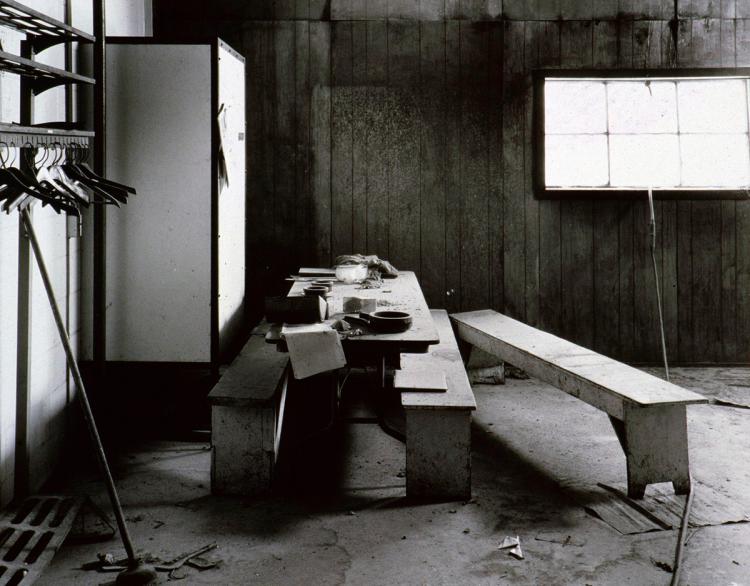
[545,81,607,134]
[680,134,750,187]
[608,81,678,134]
[609,135,681,187]
[545,135,609,187]
[678,80,748,133]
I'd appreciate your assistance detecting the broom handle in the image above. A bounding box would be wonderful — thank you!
[21,209,137,563]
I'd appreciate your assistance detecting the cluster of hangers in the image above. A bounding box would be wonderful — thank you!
[0,141,136,215]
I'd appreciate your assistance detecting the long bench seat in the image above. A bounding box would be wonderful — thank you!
[208,323,289,495]
[450,309,708,498]
[394,309,476,500]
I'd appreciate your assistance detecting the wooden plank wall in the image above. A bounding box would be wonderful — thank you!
[153,0,750,364]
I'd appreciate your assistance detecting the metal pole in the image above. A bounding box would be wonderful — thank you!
[92,0,107,376]
[20,208,137,563]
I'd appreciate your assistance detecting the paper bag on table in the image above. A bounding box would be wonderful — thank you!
[282,323,346,379]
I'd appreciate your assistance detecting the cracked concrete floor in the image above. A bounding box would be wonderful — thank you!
[37,367,750,585]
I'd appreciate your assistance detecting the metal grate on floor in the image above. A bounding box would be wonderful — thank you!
[0,496,83,585]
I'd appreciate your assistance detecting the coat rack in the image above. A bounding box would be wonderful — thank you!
[0,2,157,584]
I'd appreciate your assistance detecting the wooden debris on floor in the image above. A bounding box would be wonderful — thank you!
[584,481,750,535]
[642,367,750,409]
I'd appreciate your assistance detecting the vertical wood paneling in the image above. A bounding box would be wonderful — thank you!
[310,22,332,266]
[243,23,270,305]
[309,0,329,20]
[692,202,722,362]
[592,20,622,358]
[233,9,749,364]
[561,0,593,19]
[365,21,389,258]
[689,0,722,18]
[504,0,538,20]
[366,0,387,19]
[444,21,462,312]
[560,20,595,350]
[676,18,695,362]
[489,22,504,313]
[721,18,738,361]
[295,0,310,20]
[593,0,620,18]
[737,20,750,363]
[660,17,680,363]
[459,22,491,310]
[420,22,448,307]
[691,17,723,362]
[275,0,297,20]
[502,20,526,320]
[331,21,354,258]
[421,0,447,20]
[538,0,561,19]
[387,22,421,272]
[351,22,368,255]
[389,0,421,19]
[274,23,297,276]
[524,22,540,327]
[721,0,736,18]
[295,22,312,268]
[632,20,662,363]
[538,20,562,337]
[444,0,462,20]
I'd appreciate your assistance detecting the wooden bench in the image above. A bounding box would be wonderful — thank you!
[208,323,289,496]
[394,310,477,500]
[450,309,708,499]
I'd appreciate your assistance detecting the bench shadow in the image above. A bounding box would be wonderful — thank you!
[469,420,610,516]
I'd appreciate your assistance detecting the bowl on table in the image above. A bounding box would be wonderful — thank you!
[344,310,412,333]
[312,279,335,291]
[335,264,368,284]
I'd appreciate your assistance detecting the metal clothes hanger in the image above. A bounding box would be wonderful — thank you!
[0,141,57,213]
[29,142,81,214]
[36,142,90,208]
[68,142,136,196]
[60,143,126,205]
[2,141,78,215]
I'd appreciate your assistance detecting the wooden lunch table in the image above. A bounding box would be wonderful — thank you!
[270,271,440,385]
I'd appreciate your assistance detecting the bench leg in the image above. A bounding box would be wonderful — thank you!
[211,369,289,496]
[405,409,471,501]
[211,405,276,496]
[610,403,690,499]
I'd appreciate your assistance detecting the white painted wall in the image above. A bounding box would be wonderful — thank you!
[0,0,149,506]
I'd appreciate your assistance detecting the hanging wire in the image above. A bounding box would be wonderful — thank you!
[647,187,670,383]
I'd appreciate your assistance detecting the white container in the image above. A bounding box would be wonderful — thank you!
[343,297,377,313]
[335,264,368,284]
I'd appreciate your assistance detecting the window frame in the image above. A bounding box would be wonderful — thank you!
[533,68,750,200]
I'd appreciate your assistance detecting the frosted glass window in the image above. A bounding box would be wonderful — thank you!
[681,134,750,187]
[607,82,678,134]
[610,135,681,187]
[545,135,609,187]
[542,76,750,192]
[678,80,748,133]
[545,81,607,134]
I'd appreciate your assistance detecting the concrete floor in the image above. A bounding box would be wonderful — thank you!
[38,367,750,585]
